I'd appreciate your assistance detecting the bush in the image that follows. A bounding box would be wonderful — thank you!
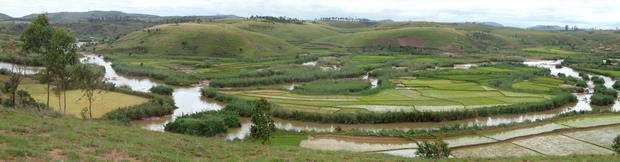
[149,84,174,95]
[613,81,620,90]
[415,138,451,159]
[164,118,228,137]
[102,97,177,124]
[594,85,618,97]
[590,94,615,106]
[591,76,605,85]
[164,110,241,137]
[575,80,587,88]
[613,135,620,153]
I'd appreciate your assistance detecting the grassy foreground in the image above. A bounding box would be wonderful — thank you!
[0,107,408,161]
[1,108,619,161]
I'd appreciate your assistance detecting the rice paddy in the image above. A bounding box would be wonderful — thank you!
[512,134,614,156]
[299,137,418,152]
[224,78,549,113]
[481,123,568,140]
[452,142,542,158]
[554,115,620,127]
[512,77,565,91]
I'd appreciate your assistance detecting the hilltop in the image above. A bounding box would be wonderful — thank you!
[527,25,564,31]
[0,13,12,20]
[311,21,585,50]
[221,19,341,43]
[104,23,303,57]
[20,10,159,20]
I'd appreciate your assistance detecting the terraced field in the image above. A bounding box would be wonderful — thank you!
[302,114,620,158]
[512,77,566,91]
[223,79,548,113]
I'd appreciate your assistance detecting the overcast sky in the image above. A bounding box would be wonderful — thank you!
[1,0,619,29]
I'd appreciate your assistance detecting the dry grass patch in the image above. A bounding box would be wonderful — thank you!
[30,90,150,118]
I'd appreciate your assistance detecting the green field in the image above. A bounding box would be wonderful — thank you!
[522,46,583,54]
[303,48,333,54]
[224,78,546,112]
[512,77,565,91]
[350,55,397,60]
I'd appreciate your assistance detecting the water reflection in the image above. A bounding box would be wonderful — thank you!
[0,62,45,75]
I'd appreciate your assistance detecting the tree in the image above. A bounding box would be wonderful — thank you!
[72,63,105,121]
[250,98,275,144]
[47,29,80,113]
[20,14,54,108]
[415,137,451,159]
[1,42,25,107]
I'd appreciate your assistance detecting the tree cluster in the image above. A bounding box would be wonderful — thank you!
[316,17,370,22]
[248,15,304,24]
[16,14,106,120]
[248,25,274,30]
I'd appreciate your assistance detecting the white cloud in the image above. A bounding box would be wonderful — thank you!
[0,0,619,28]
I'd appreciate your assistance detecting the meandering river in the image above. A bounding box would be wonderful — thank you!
[2,57,618,140]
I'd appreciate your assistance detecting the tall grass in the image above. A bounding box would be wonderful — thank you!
[209,65,366,87]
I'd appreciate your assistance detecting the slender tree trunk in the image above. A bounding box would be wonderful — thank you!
[89,95,93,122]
[12,90,16,107]
[63,88,67,113]
[46,74,50,108]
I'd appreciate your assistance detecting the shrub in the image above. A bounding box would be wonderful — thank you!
[591,76,605,85]
[594,85,618,97]
[164,110,240,137]
[415,137,451,159]
[102,97,176,124]
[590,94,615,106]
[613,81,620,90]
[613,135,620,153]
[149,84,174,95]
[575,80,587,88]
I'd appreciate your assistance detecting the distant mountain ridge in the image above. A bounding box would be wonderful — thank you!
[20,10,160,19]
[527,25,564,31]
[0,13,12,19]
[457,22,503,27]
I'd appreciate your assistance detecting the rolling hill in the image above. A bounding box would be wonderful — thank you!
[0,13,12,20]
[310,21,587,50]
[224,20,341,43]
[105,23,304,58]
[20,10,159,20]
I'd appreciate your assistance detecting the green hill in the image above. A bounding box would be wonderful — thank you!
[224,20,341,43]
[105,23,303,58]
[316,27,463,48]
[21,11,159,21]
[313,22,587,50]
[55,20,161,38]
